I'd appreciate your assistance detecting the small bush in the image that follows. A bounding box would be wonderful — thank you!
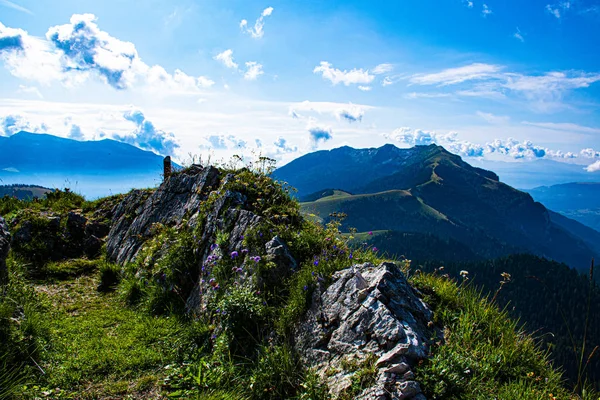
[97,262,121,292]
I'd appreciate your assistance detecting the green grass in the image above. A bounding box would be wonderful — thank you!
[411,272,571,400]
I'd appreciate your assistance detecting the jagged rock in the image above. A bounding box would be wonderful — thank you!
[107,166,220,265]
[85,220,110,239]
[0,216,10,285]
[84,235,103,259]
[295,262,437,399]
[67,212,87,239]
[260,236,297,288]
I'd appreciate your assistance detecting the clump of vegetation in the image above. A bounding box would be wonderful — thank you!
[411,271,570,399]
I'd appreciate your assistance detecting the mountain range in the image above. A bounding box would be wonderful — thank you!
[0,131,168,198]
[526,183,600,232]
[274,144,600,272]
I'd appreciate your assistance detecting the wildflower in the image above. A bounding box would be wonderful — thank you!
[314,260,319,266]
[210,243,219,251]
[372,247,378,252]
[369,231,373,236]
[231,251,239,259]
[303,285,308,291]
[325,237,331,241]
[241,248,249,254]
[252,256,261,263]
[460,270,469,278]
[349,253,353,259]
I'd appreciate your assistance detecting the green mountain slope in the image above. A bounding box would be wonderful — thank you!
[290,144,598,270]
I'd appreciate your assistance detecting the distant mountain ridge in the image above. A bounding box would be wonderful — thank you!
[0,131,171,198]
[276,144,600,271]
[526,183,600,232]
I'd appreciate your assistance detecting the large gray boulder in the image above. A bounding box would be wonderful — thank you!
[0,216,10,285]
[295,262,437,399]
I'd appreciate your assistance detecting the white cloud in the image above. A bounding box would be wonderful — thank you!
[358,85,372,91]
[240,6,274,39]
[307,121,333,145]
[522,122,600,134]
[0,15,214,92]
[405,92,452,99]
[244,61,264,80]
[410,63,503,86]
[482,4,492,16]
[372,63,393,75]
[313,61,375,86]
[514,27,524,42]
[214,49,238,69]
[17,85,43,98]
[288,101,372,121]
[546,2,571,18]
[476,111,510,124]
[0,0,32,15]
[0,114,47,136]
[335,104,365,123]
[382,76,394,86]
[113,109,179,156]
[273,137,298,153]
[464,0,474,8]
[580,148,600,158]
[585,160,600,172]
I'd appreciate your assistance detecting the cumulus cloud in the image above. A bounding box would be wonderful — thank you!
[580,148,600,158]
[313,61,375,86]
[0,114,47,136]
[113,109,179,156]
[240,6,274,39]
[307,120,332,145]
[335,104,365,123]
[0,22,25,52]
[388,127,437,146]
[546,2,571,18]
[482,4,492,16]
[214,49,238,69]
[0,15,213,92]
[200,134,247,150]
[289,101,370,122]
[273,137,298,153]
[372,63,393,75]
[358,85,372,91]
[68,124,84,140]
[244,61,264,80]
[486,138,547,159]
[585,160,600,172]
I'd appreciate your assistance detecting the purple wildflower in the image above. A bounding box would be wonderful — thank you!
[303,285,308,291]
[314,260,319,266]
[242,248,249,254]
[372,247,378,252]
[349,253,353,259]
[210,243,219,251]
[231,251,239,259]
[369,231,373,236]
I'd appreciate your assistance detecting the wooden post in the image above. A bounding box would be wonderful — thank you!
[163,156,172,181]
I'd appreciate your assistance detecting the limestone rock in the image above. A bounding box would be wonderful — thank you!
[295,262,437,399]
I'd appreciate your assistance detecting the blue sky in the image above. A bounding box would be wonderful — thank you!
[1,0,600,179]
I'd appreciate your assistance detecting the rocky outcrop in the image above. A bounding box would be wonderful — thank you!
[106,166,220,265]
[0,216,10,285]
[295,262,437,399]
[10,211,109,265]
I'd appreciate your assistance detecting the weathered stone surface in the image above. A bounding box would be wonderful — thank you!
[67,211,87,239]
[0,216,10,285]
[107,166,220,265]
[295,262,437,399]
